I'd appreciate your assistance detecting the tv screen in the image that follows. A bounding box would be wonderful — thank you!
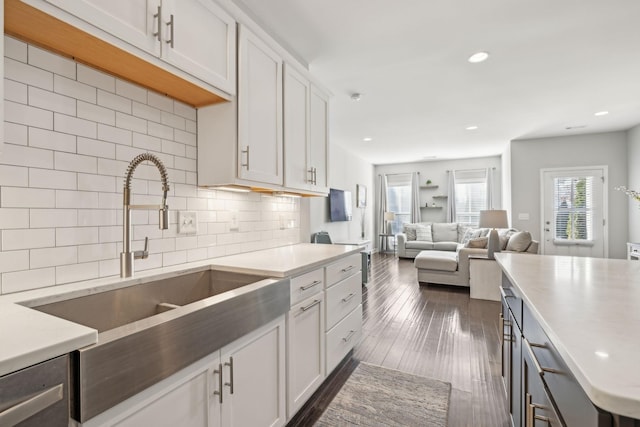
[329,188,352,221]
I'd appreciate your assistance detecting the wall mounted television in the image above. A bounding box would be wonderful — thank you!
[329,188,352,221]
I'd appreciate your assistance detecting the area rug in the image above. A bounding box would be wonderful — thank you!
[314,362,450,426]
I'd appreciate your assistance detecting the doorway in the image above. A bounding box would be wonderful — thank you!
[540,166,607,257]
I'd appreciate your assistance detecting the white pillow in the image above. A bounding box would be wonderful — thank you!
[403,224,417,241]
[506,231,533,252]
[415,224,433,242]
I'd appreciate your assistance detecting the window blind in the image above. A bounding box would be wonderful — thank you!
[553,176,593,240]
[454,169,488,227]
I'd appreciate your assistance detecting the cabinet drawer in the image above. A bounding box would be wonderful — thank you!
[501,273,522,330]
[326,304,362,374]
[290,268,324,306]
[325,272,362,330]
[325,254,361,288]
[522,304,612,427]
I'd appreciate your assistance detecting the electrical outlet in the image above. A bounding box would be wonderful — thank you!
[230,210,239,231]
[178,211,198,234]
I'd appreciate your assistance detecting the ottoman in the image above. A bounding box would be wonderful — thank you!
[413,250,468,287]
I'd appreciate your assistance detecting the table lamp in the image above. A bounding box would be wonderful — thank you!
[384,211,396,235]
[479,210,508,259]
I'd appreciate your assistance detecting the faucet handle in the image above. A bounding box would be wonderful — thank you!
[134,237,149,260]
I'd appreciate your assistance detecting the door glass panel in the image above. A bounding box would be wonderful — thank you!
[553,176,593,241]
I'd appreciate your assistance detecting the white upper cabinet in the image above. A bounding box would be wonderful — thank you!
[309,84,330,193]
[237,24,283,186]
[40,0,236,94]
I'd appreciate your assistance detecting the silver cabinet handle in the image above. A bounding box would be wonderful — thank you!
[499,312,504,346]
[341,265,355,273]
[307,167,314,184]
[525,392,551,427]
[0,384,63,426]
[241,146,250,169]
[523,338,562,376]
[166,14,174,48]
[342,330,356,342]
[224,357,234,395]
[212,363,223,403]
[152,6,161,42]
[300,299,321,312]
[342,293,355,303]
[300,280,321,291]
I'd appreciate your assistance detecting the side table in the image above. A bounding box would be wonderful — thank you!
[627,242,640,260]
[469,256,501,301]
[378,234,395,256]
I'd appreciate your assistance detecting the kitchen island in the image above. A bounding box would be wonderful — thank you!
[496,253,640,425]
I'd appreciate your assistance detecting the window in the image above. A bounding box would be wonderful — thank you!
[553,176,593,241]
[454,169,488,227]
[386,173,412,234]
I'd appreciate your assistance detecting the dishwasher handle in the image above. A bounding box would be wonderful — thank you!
[0,384,64,426]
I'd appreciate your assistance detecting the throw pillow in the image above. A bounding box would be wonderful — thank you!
[403,224,418,241]
[506,231,533,252]
[465,236,488,248]
[432,223,458,242]
[415,224,433,242]
[499,228,518,250]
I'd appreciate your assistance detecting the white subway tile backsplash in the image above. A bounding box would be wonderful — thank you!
[0,165,28,187]
[54,75,96,103]
[29,168,77,190]
[2,228,55,250]
[54,113,97,139]
[29,127,76,153]
[77,64,115,93]
[55,152,97,174]
[2,187,56,208]
[31,246,78,269]
[0,250,29,273]
[5,58,53,91]
[30,209,78,228]
[2,268,55,293]
[5,100,53,129]
[1,37,301,294]
[28,45,76,79]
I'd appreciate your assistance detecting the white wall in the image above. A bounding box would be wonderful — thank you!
[627,124,640,242]
[0,36,300,294]
[302,144,374,244]
[501,143,512,223]
[509,131,628,258]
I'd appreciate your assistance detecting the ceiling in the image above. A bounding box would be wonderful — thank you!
[233,0,640,165]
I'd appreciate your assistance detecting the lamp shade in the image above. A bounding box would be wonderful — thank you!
[384,211,396,221]
[479,210,508,229]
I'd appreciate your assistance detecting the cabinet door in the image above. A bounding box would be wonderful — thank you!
[287,293,325,419]
[522,340,564,427]
[44,0,161,56]
[219,316,286,427]
[309,84,329,193]
[283,64,310,191]
[162,0,236,94]
[501,299,510,399]
[509,310,523,427]
[237,25,283,185]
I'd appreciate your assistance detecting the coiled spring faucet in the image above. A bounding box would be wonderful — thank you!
[121,153,170,278]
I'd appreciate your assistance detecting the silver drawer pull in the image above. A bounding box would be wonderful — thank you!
[342,293,355,303]
[212,363,223,403]
[224,357,234,395]
[300,299,321,312]
[341,265,355,273]
[152,6,162,42]
[523,338,563,376]
[342,330,356,342]
[0,384,63,426]
[300,280,321,291]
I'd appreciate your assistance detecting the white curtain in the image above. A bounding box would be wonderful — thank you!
[446,170,456,222]
[377,174,388,241]
[410,172,421,223]
[486,167,494,209]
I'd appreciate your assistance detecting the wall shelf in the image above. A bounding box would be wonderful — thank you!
[420,185,439,189]
[433,195,448,199]
[421,206,443,209]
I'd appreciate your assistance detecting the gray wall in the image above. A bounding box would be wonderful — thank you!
[627,124,640,242]
[509,131,628,259]
[301,144,374,244]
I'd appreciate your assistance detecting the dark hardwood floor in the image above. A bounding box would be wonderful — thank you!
[288,252,510,427]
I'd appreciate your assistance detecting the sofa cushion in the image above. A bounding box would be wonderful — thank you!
[465,236,488,248]
[433,241,458,251]
[416,224,433,242]
[403,224,418,241]
[406,241,435,250]
[498,228,518,250]
[506,231,533,252]
[414,251,458,272]
[432,223,458,242]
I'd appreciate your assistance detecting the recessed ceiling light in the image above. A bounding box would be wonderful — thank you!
[465,125,479,130]
[363,137,373,142]
[468,51,489,63]
[594,111,609,116]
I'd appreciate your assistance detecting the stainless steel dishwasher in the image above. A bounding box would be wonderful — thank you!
[0,355,69,427]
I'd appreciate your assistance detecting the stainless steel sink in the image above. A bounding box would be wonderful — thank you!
[30,268,290,423]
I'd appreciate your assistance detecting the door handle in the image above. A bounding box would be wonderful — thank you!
[0,384,64,426]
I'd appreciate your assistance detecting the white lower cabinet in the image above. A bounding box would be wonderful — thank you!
[101,316,285,427]
[286,292,325,419]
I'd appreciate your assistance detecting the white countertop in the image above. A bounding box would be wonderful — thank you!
[496,253,640,420]
[0,243,361,377]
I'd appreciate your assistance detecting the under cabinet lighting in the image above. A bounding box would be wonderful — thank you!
[272,191,301,198]
[216,186,251,193]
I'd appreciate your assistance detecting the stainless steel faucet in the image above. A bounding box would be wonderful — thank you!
[120,153,170,278]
